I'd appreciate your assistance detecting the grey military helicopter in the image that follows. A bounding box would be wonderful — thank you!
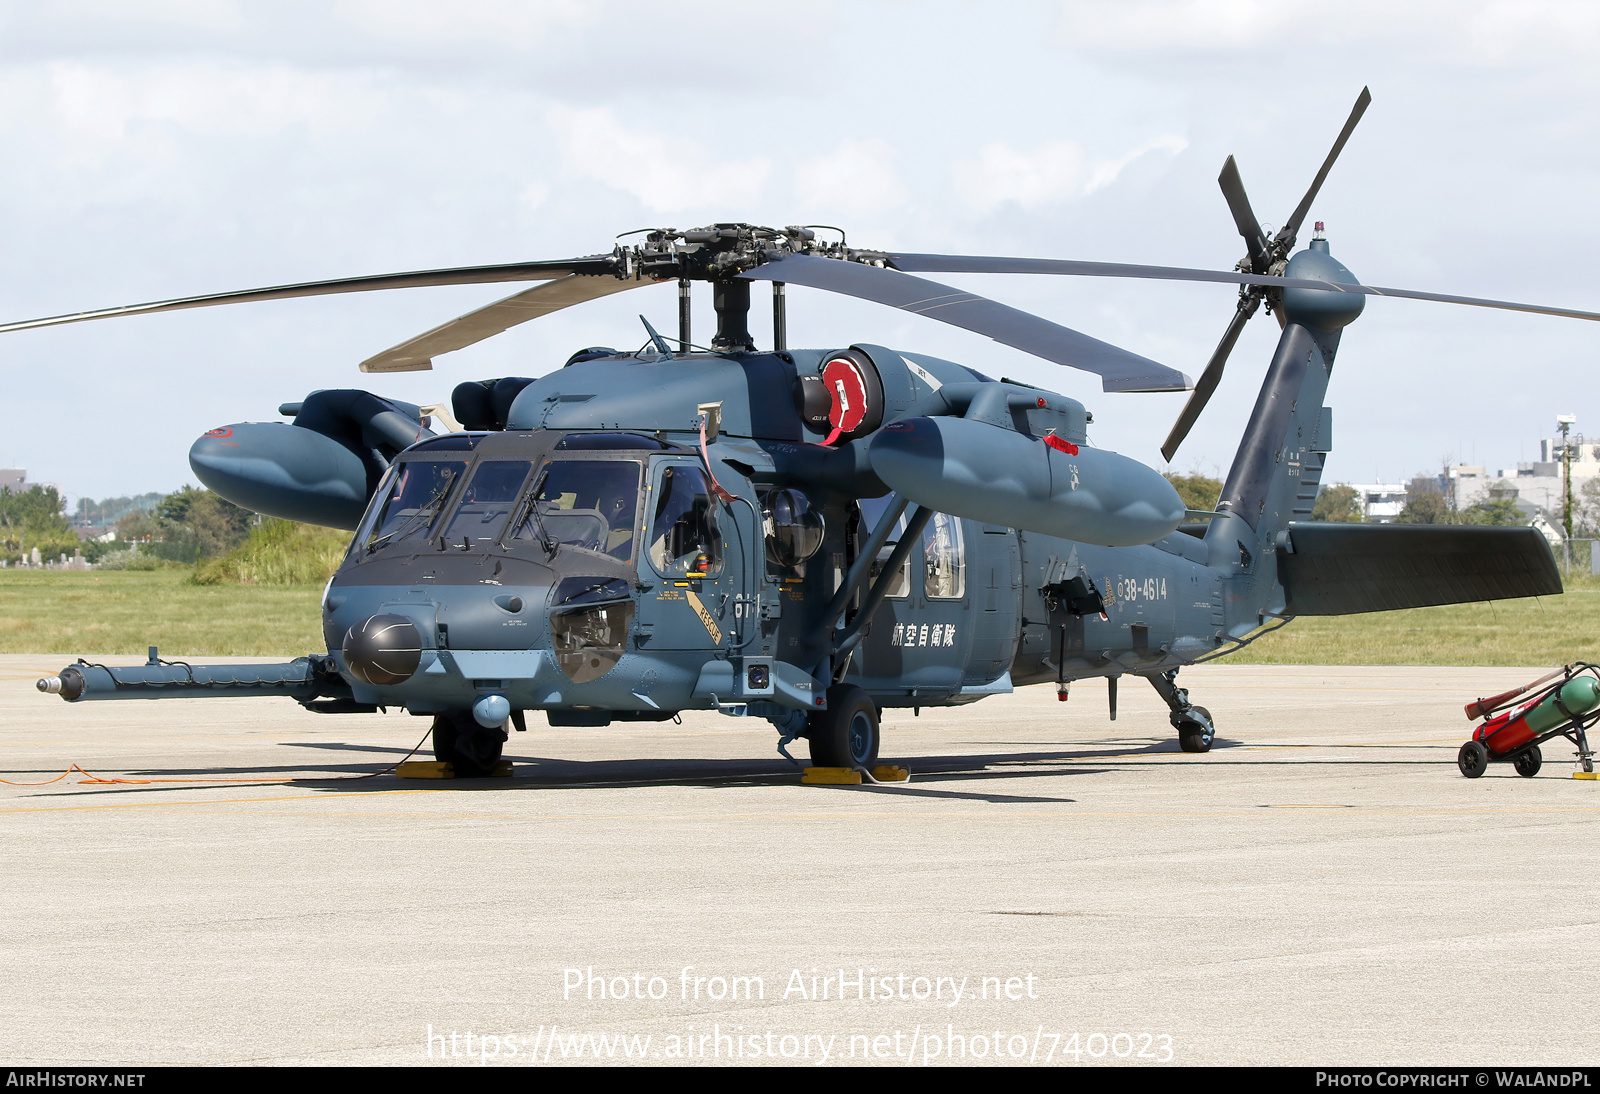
[26,90,1585,775]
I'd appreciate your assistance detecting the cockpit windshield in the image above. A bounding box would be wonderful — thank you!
[507,460,642,561]
[362,460,467,552]
[439,460,534,551]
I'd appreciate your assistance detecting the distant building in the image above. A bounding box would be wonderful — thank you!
[1346,482,1408,523]
[1437,435,1600,528]
[0,470,64,503]
[1444,464,1489,510]
[1530,513,1564,549]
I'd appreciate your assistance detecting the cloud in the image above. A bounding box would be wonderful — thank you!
[1058,0,1306,52]
[520,181,550,211]
[792,138,907,219]
[37,0,249,32]
[331,0,597,46]
[951,134,1186,213]
[1056,0,1600,66]
[17,61,386,149]
[545,106,770,214]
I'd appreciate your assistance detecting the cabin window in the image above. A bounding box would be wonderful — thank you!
[923,512,965,599]
[857,496,909,599]
[648,464,723,577]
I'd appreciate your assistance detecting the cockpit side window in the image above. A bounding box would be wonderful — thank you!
[439,460,534,551]
[362,460,467,552]
[507,459,642,560]
[347,463,397,558]
[648,464,723,577]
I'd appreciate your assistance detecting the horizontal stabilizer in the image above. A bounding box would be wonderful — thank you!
[1279,523,1562,616]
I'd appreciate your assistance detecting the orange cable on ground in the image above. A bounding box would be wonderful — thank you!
[1,724,438,789]
[0,764,148,786]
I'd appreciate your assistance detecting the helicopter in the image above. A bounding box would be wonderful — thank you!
[25,89,1585,776]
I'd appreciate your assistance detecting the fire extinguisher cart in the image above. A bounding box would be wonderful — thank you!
[1460,663,1600,778]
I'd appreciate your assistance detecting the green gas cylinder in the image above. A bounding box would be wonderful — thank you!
[1482,676,1600,754]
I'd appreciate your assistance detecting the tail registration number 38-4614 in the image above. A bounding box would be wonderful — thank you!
[1115,576,1168,603]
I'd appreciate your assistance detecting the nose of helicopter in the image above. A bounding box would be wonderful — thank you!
[341,613,423,686]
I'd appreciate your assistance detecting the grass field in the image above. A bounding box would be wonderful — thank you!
[0,570,324,657]
[1228,578,1600,666]
[1,568,1596,665]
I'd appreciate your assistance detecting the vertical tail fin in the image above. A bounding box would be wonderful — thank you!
[1213,238,1363,545]
[1205,238,1364,623]
[1215,322,1337,537]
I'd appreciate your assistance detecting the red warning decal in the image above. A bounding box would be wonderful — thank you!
[204,426,233,438]
[821,355,871,440]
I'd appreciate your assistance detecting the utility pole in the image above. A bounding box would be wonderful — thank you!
[1558,414,1577,573]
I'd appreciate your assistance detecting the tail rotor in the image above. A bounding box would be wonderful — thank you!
[1161,87,1371,463]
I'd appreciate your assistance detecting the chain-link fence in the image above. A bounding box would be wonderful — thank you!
[1565,538,1597,577]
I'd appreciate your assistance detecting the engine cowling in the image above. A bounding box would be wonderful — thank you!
[190,389,429,529]
[869,416,1184,546]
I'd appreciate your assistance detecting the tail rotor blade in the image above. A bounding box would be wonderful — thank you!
[1277,86,1372,250]
[1160,291,1260,462]
[1218,156,1270,273]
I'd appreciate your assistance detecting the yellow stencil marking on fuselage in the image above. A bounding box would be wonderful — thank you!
[684,588,723,645]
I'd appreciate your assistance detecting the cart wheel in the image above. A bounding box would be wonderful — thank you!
[1513,745,1542,778]
[1458,739,1489,779]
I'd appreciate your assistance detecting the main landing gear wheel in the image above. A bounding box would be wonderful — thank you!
[1458,739,1489,779]
[1145,670,1215,754]
[1513,745,1543,778]
[806,683,880,769]
[1178,705,1214,753]
[432,712,507,778]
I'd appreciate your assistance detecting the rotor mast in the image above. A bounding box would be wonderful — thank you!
[711,279,754,352]
[632,223,826,354]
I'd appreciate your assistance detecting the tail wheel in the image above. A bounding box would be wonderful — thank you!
[432,711,507,778]
[806,684,880,769]
[1458,739,1490,779]
[1178,705,1214,753]
[1513,745,1542,778]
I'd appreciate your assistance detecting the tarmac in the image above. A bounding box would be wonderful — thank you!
[1,654,1597,1067]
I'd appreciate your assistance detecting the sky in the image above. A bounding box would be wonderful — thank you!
[4,0,1600,505]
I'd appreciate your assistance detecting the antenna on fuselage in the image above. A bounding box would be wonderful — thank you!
[639,315,674,358]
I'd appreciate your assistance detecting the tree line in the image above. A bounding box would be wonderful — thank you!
[0,486,81,563]
[1165,471,1562,528]
[0,484,255,565]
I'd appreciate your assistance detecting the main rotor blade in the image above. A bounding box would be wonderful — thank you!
[1217,156,1270,272]
[887,253,1600,323]
[743,253,1191,393]
[1160,291,1260,462]
[360,274,652,373]
[0,256,619,336]
[1277,86,1372,251]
